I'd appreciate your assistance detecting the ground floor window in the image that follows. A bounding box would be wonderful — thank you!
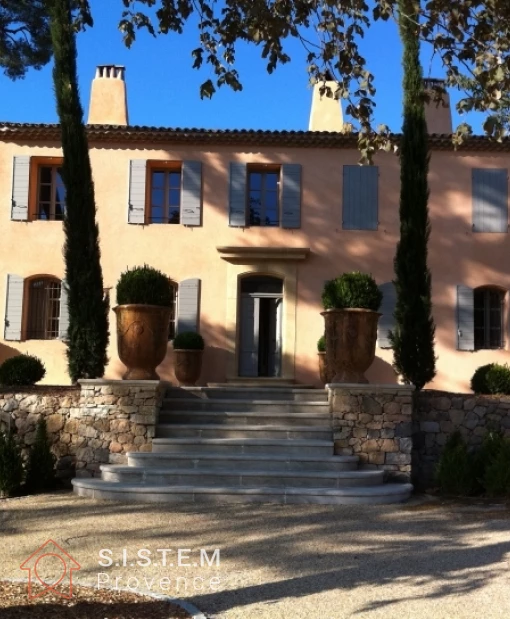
[27,278,62,340]
[474,287,505,350]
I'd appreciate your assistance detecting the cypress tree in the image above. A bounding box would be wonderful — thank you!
[25,418,56,493]
[390,0,436,390]
[48,0,109,382]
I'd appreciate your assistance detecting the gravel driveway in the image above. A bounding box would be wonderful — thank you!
[1,492,510,618]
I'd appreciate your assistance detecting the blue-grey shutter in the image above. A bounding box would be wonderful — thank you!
[281,164,302,228]
[128,160,147,224]
[342,165,378,230]
[472,168,508,232]
[58,280,69,340]
[181,161,202,226]
[377,282,396,348]
[4,274,24,341]
[457,285,474,351]
[229,162,247,227]
[11,156,30,221]
[239,295,259,377]
[177,278,201,334]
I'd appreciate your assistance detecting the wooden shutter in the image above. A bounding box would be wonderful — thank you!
[472,168,508,232]
[128,160,147,224]
[58,280,69,340]
[229,162,247,227]
[4,274,24,341]
[181,161,202,226]
[11,156,30,221]
[239,295,259,377]
[342,165,378,230]
[281,164,302,228]
[177,278,201,334]
[377,282,396,348]
[457,285,475,351]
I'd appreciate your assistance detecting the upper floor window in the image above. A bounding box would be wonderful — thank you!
[36,164,66,221]
[27,278,62,340]
[150,168,182,224]
[248,169,280,226]
[474,287,505,350]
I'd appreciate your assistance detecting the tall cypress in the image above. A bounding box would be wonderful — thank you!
[391,0,436,390]
[48,0,109,382]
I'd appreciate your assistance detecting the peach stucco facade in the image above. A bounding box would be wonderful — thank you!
[1,69,509,393]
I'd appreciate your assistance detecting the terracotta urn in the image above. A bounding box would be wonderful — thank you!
[114,304,171,380]
[318,351,334,385]
[174,349,203,386]
[321,308,381,383]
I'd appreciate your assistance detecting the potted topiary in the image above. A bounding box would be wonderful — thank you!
[114,265,172,380]
[321,272,382,383]
[173,331,205,386]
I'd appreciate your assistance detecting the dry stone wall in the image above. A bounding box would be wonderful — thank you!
[0,380,165,483]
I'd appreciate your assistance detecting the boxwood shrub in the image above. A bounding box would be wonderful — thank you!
[116,265,173,307]
[322,272,382,311]
[471,363,510,395]
[317,335,326,352]
[173,332,205,350]
[0,355,46,387]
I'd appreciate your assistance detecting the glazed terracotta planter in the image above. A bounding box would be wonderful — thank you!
[174,349,203,386]
[318,351,334,385]
[114,304,171,380]
[321,308,381,384]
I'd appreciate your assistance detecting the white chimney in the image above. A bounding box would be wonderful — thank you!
[88,65,129,126]
[309,79,344,132]
[423,78,452,135]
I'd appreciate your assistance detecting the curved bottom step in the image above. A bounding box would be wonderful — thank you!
[72,479,413,505]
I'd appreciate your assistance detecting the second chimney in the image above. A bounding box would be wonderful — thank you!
[423,78,452,135]
[88,65,129,126]
[309,79,344,132]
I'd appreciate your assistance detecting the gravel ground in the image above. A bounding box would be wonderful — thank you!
[1,491,510,619]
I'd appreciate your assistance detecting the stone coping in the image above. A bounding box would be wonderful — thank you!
[78,379,168,388]
[327,383,415,393]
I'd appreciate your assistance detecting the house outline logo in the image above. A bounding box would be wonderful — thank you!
[20,539,81,599]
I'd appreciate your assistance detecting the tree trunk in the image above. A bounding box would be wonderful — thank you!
[48,0,109,382]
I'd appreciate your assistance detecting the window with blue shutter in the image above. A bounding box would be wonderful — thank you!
[377,282,396,348]
[128,160,147,224]
[342,165,379,230]
[181,161,202,226]
[472,168,508,232]
[176,278,201,334]
[11,156,30,221]
[58,279,70,341]
[4,274,25,341]
[457,285,475,351]
[229,163,247,227]
[281,164,302,228]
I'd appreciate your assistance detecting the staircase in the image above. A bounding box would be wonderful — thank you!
[72,387,413,504]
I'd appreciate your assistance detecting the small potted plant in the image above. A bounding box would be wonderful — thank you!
[114,265,173,380]
[321,272,382,384]
[173,331,205,386]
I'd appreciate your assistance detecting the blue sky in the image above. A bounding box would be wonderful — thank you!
[0,0,485,133]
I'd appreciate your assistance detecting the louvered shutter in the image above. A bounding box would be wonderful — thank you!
[377,282,396,348]
[472,169,508,232]
[457,285,474,351]
[4,274,24,341]
[229,162,247,227]
[177,278,201,334]
[58,280,70,340]
[128,160,147,224]
[11,156,30,221]
[342,165,378,230]
[281,164,302,228]
[181,161,202,226]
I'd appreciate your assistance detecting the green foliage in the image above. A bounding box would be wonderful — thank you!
[0,355,46,386]
[0,430,24,497]
[173,331,205,350]
[471,363,510,395]
[435,431,476,496]
[49,0,109,383]
[317,335,326,352]
[322,272,382,311]
[116,265,173,307]
[390,0,436,392]
[484,440,510,497]
[25,418,56,493]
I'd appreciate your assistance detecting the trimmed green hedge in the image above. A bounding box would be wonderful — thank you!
[0,355,46,387]
[173,331,205,350]
[322,272,382,311]
[116,265,173,307]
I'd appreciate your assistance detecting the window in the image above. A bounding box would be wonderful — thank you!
[248,169,280,226]
[27,278,62,340]
[36,165,66,221]
[474,287,505,350]
[168,282,178,340]
[150,168,181,224]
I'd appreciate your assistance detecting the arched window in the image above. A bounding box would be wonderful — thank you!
[27,278,62,340]
[474,287,505,350]
[168,281,178,340]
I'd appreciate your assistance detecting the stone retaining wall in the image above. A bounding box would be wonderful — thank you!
[329,384,414,482]
[413,391,510,487]
[0,380,165,483]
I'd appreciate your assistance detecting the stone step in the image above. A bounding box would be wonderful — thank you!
[179,386,327,402]
[156,424,332,440]
[73,479,414,505]
[161,398,330,414]
[151,438,334,456]
[127,452,359,472]
[159,410,332,427]
[100,465,384,488]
